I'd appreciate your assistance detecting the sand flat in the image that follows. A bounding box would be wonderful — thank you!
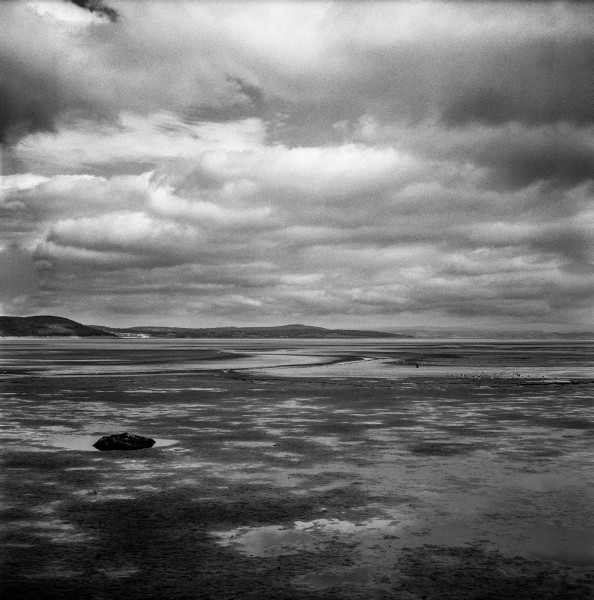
[1,339,594,599]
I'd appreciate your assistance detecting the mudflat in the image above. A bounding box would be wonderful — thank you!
[1,339,594,599]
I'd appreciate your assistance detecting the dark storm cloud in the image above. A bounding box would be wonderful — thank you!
[437,125,594,191]
[0,4,114,146]
[69,0,118,23]
[249,28,594,151]
[479,137,594,191]
[0,52,70,144]
[439,37,594,127]
[529,224,594,265]
[357,119,594,192]
[0,65,54,144]
[0,59,105,146]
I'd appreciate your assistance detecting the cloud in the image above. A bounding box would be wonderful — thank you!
[0,3,114,145]
[9,110,593,326]
[44,211,205,261]
[5,173,151,218]
[69,0,118,23]
[4,2,594,148]
[149,191,274,231]
[3,2,594,328]
[328,3,594,129]
[13,114,267,175]
[443,125,594,191]
[346,117,594,193]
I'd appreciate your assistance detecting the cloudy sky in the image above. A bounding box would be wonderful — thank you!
[1,0,594,330]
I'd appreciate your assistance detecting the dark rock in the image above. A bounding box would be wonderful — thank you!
[93,432,156,451]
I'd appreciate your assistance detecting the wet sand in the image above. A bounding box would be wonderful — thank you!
[1,340,594,599]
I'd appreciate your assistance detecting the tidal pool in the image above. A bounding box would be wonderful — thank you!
[212,517,403,557]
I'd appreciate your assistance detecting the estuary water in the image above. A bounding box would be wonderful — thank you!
[1,337,594,379]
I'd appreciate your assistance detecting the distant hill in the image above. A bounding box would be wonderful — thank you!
[0,316,118,338]
[93,323,412,339]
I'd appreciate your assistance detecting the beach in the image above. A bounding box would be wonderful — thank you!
[1,339,594,599]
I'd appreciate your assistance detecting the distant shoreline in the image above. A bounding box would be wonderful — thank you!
[0,316,410,340]
[2,315,592,340]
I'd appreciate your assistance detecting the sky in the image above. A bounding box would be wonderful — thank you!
[1,0,594,330]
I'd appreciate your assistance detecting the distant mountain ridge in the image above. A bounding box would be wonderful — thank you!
[0,316,411,338]
[3,316,590,339]
[94,322,411,339]
[0,316,118,337]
